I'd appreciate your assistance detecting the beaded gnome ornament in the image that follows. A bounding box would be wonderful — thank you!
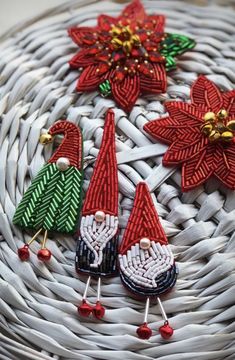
[76,110,119,319]
[119,182,177,339]
[13,121,83,261]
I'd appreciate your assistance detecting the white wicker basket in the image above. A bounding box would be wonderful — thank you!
[0,1,235,359]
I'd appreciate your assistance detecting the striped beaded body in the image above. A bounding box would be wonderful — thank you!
[119,182,177,298]
[13,121,84,234]
[76,110,119,277]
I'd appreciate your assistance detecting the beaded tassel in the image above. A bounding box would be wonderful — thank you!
[76,110,119,319]
[119,182,177,339]
[14,120,84,261]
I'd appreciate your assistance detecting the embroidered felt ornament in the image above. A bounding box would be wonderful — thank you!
[13,120,84,261]
[119,182,177,339]
[68,0,195,113]
[76,110,119,319]
[144,75,235,191]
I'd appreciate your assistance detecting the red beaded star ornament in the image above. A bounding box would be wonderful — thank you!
[68,0,195,112]
[144,75,235,191]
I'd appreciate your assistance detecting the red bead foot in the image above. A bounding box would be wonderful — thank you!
[136,323,152,340]
[78,300,93,317]
[18,245,30,261]
[37,248,51,261]
[92,301,105,319]
[159,322,174,339]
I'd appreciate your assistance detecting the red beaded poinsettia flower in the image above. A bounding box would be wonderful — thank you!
[68,0,195,112]
[144,75,235,191]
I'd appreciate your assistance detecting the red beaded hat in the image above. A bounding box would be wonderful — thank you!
[119,182,168,255]
[82,110,118,216]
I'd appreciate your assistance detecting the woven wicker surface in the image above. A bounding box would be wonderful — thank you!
[0,0,235,359]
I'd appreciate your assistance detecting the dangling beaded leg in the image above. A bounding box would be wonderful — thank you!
[92,277,105,319]
[157,297,174,339]
[78,276,93,317]
[37,230,51,262]
[18,228,43,261]
[137,297,152,339]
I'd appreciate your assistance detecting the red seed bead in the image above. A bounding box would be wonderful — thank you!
[136,323,152,340]
[159,322,174,339]
[18,245,30,261]
[78,300,93,317]
[37,248,51,262]
[92,301,105,319]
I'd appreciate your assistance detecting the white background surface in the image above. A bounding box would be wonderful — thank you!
[0,0,66,36]
[0,0,224,36]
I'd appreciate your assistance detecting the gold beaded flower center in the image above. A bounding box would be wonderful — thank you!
[201,109,235,142]
[110,25,141,54]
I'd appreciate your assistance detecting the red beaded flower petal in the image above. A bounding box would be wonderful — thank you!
[68,0,195,112]
[144,75,235,191]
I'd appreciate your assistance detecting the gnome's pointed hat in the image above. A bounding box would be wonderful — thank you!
[48,121,83,169]
[82,110,118,216]
[120,182,168,255]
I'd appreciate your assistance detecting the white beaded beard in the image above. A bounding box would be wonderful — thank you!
[80,214,118,268]
[119,242,174,288]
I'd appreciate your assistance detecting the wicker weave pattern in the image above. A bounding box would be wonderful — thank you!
[0,1,235,359]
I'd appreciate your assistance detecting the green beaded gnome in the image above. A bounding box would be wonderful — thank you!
[13,120,83,262]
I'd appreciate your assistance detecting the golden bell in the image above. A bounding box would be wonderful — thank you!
[111,38,123,48]
[227,120,235,131]
[217,109,228,120]
[209,130,220,141]
[204,112,216,123]
[123,40,132,53]
[132,34,140,45]
[110,26,122,36]
[221,131,233,142]
[201,123,213,135]
[39,133,53,145]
